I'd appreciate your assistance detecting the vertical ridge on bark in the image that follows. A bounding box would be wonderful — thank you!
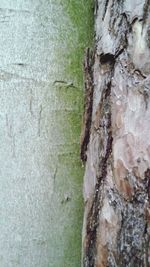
[80,48,94,162]
[81,0,150,266]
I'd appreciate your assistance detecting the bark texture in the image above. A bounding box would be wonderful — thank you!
[81,1,150,266]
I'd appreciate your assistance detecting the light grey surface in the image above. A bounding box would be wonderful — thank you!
[0,1,85,266]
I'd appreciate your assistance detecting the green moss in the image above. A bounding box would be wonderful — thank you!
[54,2,93,267]
[63,0,94,82]
[47,1,93,266]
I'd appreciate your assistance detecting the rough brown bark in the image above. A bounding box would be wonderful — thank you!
[81,1,150,266]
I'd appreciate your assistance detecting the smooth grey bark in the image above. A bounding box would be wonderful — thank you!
[0,1,87,266]
[81,1,150,266]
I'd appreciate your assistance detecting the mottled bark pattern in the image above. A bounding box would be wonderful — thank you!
[82,1,150,267]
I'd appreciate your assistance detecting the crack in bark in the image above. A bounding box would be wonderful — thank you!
[102,0,110,21]
[142,0,150,26]
[109,0,124,29]
[94,0,99,17]
[100,53,115,65]
[38,104,43,137]
[83,72,113,267]
[145,168,150,198]
[80,48,94,163]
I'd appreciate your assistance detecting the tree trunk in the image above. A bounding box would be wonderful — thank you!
[81,1,150,266]
[0,1,93,266]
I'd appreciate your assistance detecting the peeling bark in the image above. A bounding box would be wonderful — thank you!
[81,1,150,266]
